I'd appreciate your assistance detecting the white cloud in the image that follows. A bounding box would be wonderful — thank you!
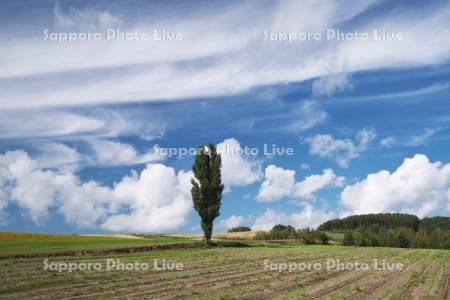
[1,1,450,108]
[217,138,262,188]
[252,204,335,230]
[305,128,376,167]
[447,190,450,212]
[340,154,450,218]
[0,150,192,232]
[312,73,352,97]
[35,143,83,170]
[87,139,165,166]
[257,165,296,202]
[257,165,344,202]
[0,109,164,140]
[380,137,397,148]
[287,101,327,131]
[31,139,165,169]
[217,215,246,230]
[405,129,437,146]
[101,165,193,232]
[0,167,12,225]
[356,128,377,149]
[54,2,122,31]
[0,110,105,139]
[342,82,450,103]
[379,129,438,148]
[379,130,438,149]
[295,169,345,199]
[0,150,76,224]
[0,137,264,229]
[300,163,310,169]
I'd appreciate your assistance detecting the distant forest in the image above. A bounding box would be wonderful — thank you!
[318,213,449,231]
[318,213,450,250]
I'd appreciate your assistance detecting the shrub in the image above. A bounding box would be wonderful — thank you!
[302,235,316,244]
[228,226,251,233]
[253,231,270,240]
[315,232,330,245]
[270,224,297,240]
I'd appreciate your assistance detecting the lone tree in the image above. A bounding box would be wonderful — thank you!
[191,143,224,246]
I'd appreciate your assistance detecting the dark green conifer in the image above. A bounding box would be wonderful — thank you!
[191,143,224,246]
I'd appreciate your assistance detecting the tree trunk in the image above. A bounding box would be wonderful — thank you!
[202,222,213,246]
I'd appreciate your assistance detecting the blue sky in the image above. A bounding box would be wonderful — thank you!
[0,0,449,234]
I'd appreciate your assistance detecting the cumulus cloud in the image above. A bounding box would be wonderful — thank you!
[217,138,262,188]
[217,215,246,230]
[252,204,335,230]
[305,128,376,167]
[340,154,450,217]
[0,137,261,230]
[0,150,83,224]
[101,165,193,232]
[295,169,345,199]
[257,165,344,202]
[312,73,352,97]
[257,165,296,202]
[0,150,192,231]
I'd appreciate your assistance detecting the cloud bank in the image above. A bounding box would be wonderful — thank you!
[340,154,450,217]
[0,137,263,231]
[1,1,450,108]
[0,150,192,231]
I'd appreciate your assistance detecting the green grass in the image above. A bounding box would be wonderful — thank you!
[0,232,194,256]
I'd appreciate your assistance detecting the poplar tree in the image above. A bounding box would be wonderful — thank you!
[191,143,224,246]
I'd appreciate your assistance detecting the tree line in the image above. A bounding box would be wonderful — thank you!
[254,225,330,245]
[228,226,252,233]
[318,213,421,231]
[418,216,450,231]
[319,213,449,250]
[342,225,450,249]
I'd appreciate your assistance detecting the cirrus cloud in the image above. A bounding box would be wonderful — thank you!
[1,1,450,108]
